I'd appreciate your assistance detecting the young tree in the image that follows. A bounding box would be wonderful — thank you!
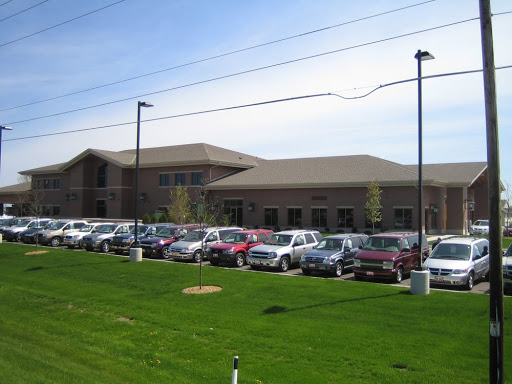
[190,187,221,289]
[168,185,193,225]
[16,175,46,250]
[365,180,382,234]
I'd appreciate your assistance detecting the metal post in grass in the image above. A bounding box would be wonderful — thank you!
[232,356,238,384]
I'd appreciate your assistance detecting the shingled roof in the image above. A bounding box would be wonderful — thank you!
[20,143,260,174]
[207,155,487,190]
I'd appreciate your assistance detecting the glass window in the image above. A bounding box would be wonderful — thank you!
[53,179,61,190]
[97,164,108,188]
[96,199,107,218]
[394,208,413,230]
[337,208,354,228]
[287,208,302,226]
[312,208,327,227]
[160,173,170,187]
[294,234,305,246]
[175,173,186,186]
[304,233,315,244]
[264,208,278,226]
[191,172,203,186]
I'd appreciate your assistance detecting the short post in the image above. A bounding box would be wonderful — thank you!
[231,356,238,384]
[129,247,142,262]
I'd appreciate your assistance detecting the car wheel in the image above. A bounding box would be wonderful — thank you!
[333,261,344,277]
[394,266,403,283]
[193,250,203,263]
[16,233,22,242]
[465,272,474,290]
[301,268,311,276]
[78,240,84,249]
[85,246,93,252]
[234,253,245,268]
[161,246,170,259]
[278,257,289,272]
[100,241,111,253]
[210,259,219,266]
[50,237,61,247]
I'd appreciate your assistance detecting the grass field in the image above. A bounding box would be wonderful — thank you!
[0,243,510,383]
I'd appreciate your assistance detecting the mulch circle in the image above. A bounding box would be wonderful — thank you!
[182,285,222,294]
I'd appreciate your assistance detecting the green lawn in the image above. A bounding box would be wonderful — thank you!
[0,243,510,383]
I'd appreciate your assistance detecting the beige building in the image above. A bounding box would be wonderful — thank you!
[0,143,488,235]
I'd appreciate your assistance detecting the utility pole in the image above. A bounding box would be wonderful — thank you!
[479,1,504,383]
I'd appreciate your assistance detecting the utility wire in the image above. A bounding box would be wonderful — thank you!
[0,0,15,7]
[5,65,512,143]
[0,0,126,48]
[0,0,49,23]
[2,15,485,126]
[0,0,436,112]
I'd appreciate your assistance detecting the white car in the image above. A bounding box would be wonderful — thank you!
[469,219,489,235]
[62,222,104,249]
[423,237,489,290]
[503,244,512,293]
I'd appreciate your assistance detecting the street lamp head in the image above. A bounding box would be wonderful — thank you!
[0,126,13,131]
[138,101,154,108]
[414,50,435,61]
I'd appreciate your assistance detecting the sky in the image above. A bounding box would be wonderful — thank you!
[0,0,511,190]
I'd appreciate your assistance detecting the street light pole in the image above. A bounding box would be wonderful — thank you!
[414,50,434,269]
[0,126,13,216]
[131,102,153,261]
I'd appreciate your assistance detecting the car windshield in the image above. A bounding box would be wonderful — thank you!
[155,227,176,237]
[505,245,512,257]
[98,224,117,233]
[265,234,293,246]
[183,230,204,242]
[15,219,32,227]
[429,243,471,260]
[130,225,149,235]
[316,238,343,251]
[79,224,95,232]
[45,221,67,230]
[223,233,248,244]
[473,220,489,226]
[363,237,401,252]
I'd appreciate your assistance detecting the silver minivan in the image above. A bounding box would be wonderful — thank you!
[423,237,489,290]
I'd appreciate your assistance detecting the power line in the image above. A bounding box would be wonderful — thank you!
[0,0,49,23]
[5,65,511,143]
[0,0,436,112]
[0,0,126,48]
[0,0,15,7]
[2,16,485,126]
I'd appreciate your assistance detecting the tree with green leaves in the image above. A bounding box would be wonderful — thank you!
[365,180,382,234]
[168,185,193,224]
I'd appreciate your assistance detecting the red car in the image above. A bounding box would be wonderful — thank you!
[503,224,512,237]
[207,229,274,267]
[139,224,199,258]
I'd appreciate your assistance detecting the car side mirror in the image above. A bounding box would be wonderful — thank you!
[344,247,351,253]
[401,248,411,253]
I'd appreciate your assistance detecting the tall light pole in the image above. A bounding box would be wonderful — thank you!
[131,102,153,261]
[410,50,434,295]
[415,50,434,269]
[0,126,13,183]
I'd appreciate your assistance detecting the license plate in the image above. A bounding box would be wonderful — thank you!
[309,264,316,268]
[213,254,218,258]
[254,260,261,265]
[435,277,444,282]
[171,252,178,257]
[366,271,374,276]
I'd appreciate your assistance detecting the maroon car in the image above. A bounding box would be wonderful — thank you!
[207,229,274,267]
[139,224,199,258]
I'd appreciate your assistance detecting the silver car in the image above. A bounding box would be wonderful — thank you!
[423,237,489,290]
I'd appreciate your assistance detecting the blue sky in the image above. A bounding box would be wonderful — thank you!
[0,0,511,190]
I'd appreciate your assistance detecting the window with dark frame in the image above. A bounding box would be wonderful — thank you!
[160,173,170,187]
[337,208,354,228]
[394,208,413,230]
[264,208,278,227]
[175,173,186,186]
[287,208,302,227]
[97,164,108,188]
[311,208,327,227]
[191,172,203,186]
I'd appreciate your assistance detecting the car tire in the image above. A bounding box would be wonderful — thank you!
[301,268,311,276]
[333,261,344,277]
[394,266,403,284]
[85,246,93,252]
[100,241,111,253]
[50,237,61,247]
[278,257,289,272]
[465,272,474,290]
[234,253,245,268]
[78,240,84,249]
[161,246,170,259]
[193,250,203,263]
